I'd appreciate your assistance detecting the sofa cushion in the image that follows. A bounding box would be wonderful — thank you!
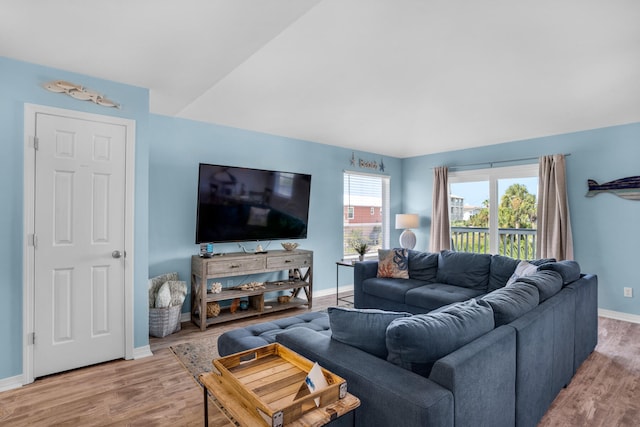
[408,250,439,282]
[386,299,495,377]
[538,260,581,285]
[405,283,485,312]
[515,270,563,302]
[217,312,330,356]
[328,307,411,359]
[480,282,539,326]
[436,250,492,291]
[488,255,520,291]
[378,248,410,279]
[362,277,427,303]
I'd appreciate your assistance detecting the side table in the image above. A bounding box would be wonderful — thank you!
[335,261,356,306]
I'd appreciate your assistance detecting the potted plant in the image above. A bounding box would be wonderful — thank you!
[351,240,369,261]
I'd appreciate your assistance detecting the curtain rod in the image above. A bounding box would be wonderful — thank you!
[442,153,571,170]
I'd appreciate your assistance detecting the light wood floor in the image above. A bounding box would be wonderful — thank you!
[1,293,638,426]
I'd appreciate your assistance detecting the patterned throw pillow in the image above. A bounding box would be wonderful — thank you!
[377,248,409,279]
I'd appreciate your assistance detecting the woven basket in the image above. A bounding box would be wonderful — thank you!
[149,305,182,338]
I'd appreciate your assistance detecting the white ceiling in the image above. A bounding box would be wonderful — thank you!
[2,0,639,158]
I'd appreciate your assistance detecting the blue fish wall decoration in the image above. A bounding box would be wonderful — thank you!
[586,176,640,201]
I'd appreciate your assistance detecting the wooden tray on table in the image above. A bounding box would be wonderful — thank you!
[202,343,353,427]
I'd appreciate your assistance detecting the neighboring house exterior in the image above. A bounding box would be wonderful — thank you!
[450,195,464,222]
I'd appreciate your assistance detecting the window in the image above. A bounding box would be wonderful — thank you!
[449,164,538,259]
[343,171,390,258]
[275,172,294,197]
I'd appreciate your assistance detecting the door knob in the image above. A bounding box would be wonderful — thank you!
[112,250,122,259]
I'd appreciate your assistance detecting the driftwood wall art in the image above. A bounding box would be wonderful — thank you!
[43,80,120,108]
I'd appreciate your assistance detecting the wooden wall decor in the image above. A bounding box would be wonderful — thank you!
[350,152,385,172]
[43,80,120,108]
[586,176,640,200]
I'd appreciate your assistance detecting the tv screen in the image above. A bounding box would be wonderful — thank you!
[195,164,312,244]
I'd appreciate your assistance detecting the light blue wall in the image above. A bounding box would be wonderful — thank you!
[403,123,640,315]
[147,115,403,308]
[0,57,150,380]
[2,54,639,384]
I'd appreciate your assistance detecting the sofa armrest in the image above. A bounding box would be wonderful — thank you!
[353,261,378,308]
[429,325,516,427]
[277,328,453,427]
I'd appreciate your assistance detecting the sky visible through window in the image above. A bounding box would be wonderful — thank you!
[451,177,538,208]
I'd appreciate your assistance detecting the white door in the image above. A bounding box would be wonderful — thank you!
[33,112,127,378]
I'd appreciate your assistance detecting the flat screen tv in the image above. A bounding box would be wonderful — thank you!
[195,163,312,244]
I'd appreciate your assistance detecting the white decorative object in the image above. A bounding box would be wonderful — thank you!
[155,282,172,308]
[211,282,222,293]
[43,80,120,108]
[396,213,419,249]
[166,281,187,307]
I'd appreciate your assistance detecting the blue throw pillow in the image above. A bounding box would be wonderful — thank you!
[328,307,411,359]
[407,250,439,282]
[515,270,563,302]
[480,282,539,326]
[386,299,494,377]
[488,255,520,291]
[537,260,581,285]
[436,250,492,291]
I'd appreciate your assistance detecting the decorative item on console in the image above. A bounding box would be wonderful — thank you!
[281,242,299,251]
[209,282,222,293]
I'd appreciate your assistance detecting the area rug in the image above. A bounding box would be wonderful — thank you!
[170,336,220,379]
[170,298,353,379]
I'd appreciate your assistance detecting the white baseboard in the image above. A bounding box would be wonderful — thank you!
[132,345,153,359]
[598,309,640,324]
[314,285,353,299]
[0,375,23,393]
[181,311,190,323]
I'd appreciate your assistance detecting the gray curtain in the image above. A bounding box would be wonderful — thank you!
[429,166,451,252]
[536,154,574,260]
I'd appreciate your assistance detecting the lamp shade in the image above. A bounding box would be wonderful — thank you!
[395,213,419,230]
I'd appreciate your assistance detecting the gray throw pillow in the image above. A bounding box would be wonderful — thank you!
[328,307,411,359]
[386,299,494,377]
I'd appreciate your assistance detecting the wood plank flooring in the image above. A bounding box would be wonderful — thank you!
[1,293,639,426]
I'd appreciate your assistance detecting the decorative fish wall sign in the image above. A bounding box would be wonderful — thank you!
[586,176,640,201]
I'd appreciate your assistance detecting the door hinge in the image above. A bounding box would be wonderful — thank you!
[33,136,39,151]
[29,233,38,249]
[30,332,35,345]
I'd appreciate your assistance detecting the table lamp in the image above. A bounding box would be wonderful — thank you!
[395,213,419,249]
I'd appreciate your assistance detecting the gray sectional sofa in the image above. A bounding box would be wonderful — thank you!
[218,249,598,427]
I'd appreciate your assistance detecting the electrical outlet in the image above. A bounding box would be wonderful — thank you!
[624,287,633,298]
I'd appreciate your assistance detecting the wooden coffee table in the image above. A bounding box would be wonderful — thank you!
[199,343,360,427]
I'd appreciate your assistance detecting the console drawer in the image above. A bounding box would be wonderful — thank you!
[206,257,265,275]
[267,253,312,270]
